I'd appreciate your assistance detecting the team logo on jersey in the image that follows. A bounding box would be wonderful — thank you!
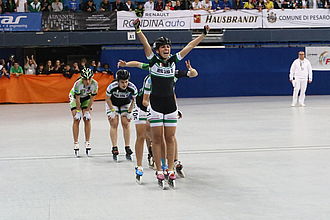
[267,12,277,23]
[113,90,130,98]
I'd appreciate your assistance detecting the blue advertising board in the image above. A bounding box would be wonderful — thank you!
[0,13,41,32]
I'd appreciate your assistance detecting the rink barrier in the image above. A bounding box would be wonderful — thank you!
[0,73,114,104]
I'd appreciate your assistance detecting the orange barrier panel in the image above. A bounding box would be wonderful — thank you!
[0,73,114,104]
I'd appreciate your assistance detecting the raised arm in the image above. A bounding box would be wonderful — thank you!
[117,60,149,70]
[179,25,210,59]
[118,60,143,68]
[133,19,153,58]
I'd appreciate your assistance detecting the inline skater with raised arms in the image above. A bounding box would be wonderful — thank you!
[121,17,207,187]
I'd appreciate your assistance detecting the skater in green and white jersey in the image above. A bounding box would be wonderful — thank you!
[69,68,98,157]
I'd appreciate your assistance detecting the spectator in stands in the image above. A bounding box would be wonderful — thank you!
[123,0,135,11]
[24,55,37,75]
[53,60,63,72]
[112,0,125,11]
[155,0,164,11]
[29,0,41,11]
[83,0,96,12]
[244,0,255,8]
[144,0,154,10]
[180,0,191,9]
[63,64,74,78]
[72,62,80,73]
[100,0,111,11]
[67,0,79,11]
[174,0,181,9]
[297,0,309,8]
[135,2,144,17]
[6,55,15,71]
[45,60,54,75]
[51,0,63,11]
[192,0,202,9]
[233,0,243,9]
[10,62,24,77]
[0,0,6,13]
[96,61,104,72]
[211,0,221,9]
[220,0,232,10]
[164,0,174,9]
[79,58,87,70]
[36,64,45,75]
[318,0,328,7]
[6,0,17,12]
[202,0,212,10]
[16,0,26,12]
[273,0,281,8]
[0,59,9,79]
[282,0,296,8]
[255,0,265,11]
[89,60,97,72]
[264,0,274,10]
[41,0,51,11]
[102,63,113,75]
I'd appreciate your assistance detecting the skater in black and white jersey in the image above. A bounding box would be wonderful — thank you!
[118,55,200,187]
[105,69,138,161]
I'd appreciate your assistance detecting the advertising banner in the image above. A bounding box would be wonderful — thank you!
[42,12,116,31]
[263,9,330,28]
[306,47,330,71]
[0,13,41,31]
[117,11,190,30]
[190,10,262,29]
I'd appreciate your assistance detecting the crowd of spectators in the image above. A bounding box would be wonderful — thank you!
[0,0,327,14]
[0,55,114,79]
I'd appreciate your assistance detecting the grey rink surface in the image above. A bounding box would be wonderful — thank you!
[1,96,330,220]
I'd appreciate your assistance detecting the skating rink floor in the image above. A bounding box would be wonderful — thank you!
[1,96,330,220]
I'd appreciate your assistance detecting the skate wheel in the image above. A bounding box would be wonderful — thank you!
[169,180,176,189]
[177,170,185,178]
[74,149,79,158]
[136,175,142,185]
[158,180,165,190]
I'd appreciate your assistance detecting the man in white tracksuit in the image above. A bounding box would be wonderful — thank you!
[289,51,313,107]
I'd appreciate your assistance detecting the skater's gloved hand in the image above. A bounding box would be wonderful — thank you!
[84,111,91,120]
[74,111,82,120]
[203,25,210,36]
[126,112,133,121]
[108,109,116,119]
[133,19,141,33]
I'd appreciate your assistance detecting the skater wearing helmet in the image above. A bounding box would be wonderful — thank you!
[69,68,98,157]
[133,18,209,189]
[105,69,138,161]
[118,59,199,184]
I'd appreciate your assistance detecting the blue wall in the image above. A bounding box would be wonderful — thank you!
[101,47,330,98]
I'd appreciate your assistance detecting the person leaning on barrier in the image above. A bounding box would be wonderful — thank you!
[243,0,254,9]
[10,62,24,77]
[100,0,111,11]
[29,0,41,12]
[83,0,96,12]
[123,0,135,11]
[24,55,37,75]
[233,0,243,10]
[51,0,63,12]
[0,59,9,79]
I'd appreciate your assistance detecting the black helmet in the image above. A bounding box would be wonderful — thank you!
[81,68,94,79]
[153,37,171,50]
[116,69,130,80]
